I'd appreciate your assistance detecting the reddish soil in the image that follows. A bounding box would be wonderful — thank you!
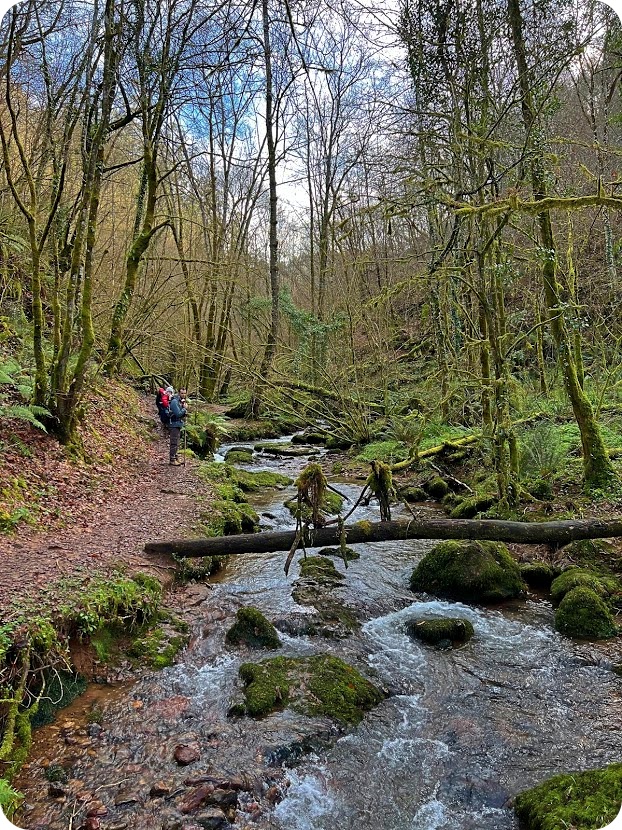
[0,386,210,616]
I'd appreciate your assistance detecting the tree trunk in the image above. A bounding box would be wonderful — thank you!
[145,516,622,558]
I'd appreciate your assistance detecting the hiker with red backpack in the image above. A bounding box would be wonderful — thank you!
[156,385,174,429]
[168,388,188,466]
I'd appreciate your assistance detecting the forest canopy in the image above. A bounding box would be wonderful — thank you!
[2,0,622,501]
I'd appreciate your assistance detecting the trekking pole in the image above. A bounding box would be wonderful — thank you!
[183,428,187,466]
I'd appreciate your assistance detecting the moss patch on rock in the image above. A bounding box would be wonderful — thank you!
[225,607,281,649]
[399,485,428,503]
[199,460,291,493]
[559,538,621,572]
[424,476,449,498]
[449,496,496,519]
[299,556,345,581]
[173,554,225,582]
[514,763,622,830]
[318,546,360,561]
[410,540,526,603]
[406,617,474,646]
[554,586,618,639]
[225,448,254,463]
[520,562,556,589]
[550,568,618,606]
[232,655,384,724]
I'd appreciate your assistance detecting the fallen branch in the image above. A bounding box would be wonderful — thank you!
[144,516,622,558]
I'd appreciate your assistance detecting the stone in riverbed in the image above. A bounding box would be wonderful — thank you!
[225,607,281,650]
[406,617,474,646]
[410,540,526,603]
[554,586,618,639]
[191,808,229,830]
[150,782,172,798]
[180,784,215,813]
[174,742,201,766]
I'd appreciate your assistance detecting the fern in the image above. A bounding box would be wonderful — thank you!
[0,358,49,431]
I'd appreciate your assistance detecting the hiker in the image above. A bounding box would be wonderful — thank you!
[168,388,188,466]
[156,385,174,428]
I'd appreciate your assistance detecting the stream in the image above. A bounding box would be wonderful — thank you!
[15,437,622,830]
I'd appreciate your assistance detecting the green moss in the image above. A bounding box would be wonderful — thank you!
[201,500,259,537]
[399,485,428,503]
[520,562,556,588]
[514,762,622,830]
[325,435,354,450]
[292,432,327,445]
[410,540,526,603]
[223,420,281,442]
[354,520,373,537]
[225,607,281,649]
[425,476,449,498]
[449,496,496,519]
[173,554,224,582]
[550,568,618,605]
[225,448,254,463]
[199,460,291,492]
[255,442,311,457]
[318,546,360,561]
[233,469,292,492]
[128,622,189,669]
[299,556,344,581]
[406,617,474,645]
[356,440,409,462]
[554,586,618,639]
[559,538,621,572]
[234,655,384,724]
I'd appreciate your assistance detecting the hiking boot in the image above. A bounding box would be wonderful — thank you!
[169,459,183,466]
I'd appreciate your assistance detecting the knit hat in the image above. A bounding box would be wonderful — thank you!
[165,386,174,394]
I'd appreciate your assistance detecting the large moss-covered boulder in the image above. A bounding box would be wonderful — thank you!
[550,567,618,606]
[318,546,360,561]
[230,654,384,723]
[406,617,474,646]
[514,763,622,830]
[410,540,526,603]
[554,586,618,639]
[225,607,281,649]
[449,496,495,519]
[424,476,449,498]
[225,447,254,463]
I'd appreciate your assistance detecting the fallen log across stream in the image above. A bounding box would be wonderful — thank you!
[144,517,622,558]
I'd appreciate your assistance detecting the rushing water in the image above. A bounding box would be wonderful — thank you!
[16,438,622,830]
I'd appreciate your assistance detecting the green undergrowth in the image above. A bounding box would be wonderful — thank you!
[0,570,174,780]
[514,762,622,830]
[230,654,385,724]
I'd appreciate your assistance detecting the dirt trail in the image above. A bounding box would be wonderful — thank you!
[0,401,209,614]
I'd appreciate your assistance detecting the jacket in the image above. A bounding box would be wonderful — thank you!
[168,395,187,428]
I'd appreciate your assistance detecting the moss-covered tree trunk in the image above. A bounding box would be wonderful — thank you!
[507,0,617,490]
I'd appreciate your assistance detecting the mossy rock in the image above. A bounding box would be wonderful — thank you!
[520,562,556,589]
[406,617,474,646]
[201,500,259,536]
[449,496,496,519]
[325,435,353,450]
[299,556,345,581]
[424,476,449,498]
[410,540,526,603]
[514,762,622,830]
[524,478,553,500]
[285,490,343,521]
[174,555,223,582]
[554,586,618,639]
[129,620,189,669]
[318,546,360,561]
[559,538,620,570]
[224,420,281,442]
[292,431,327,445]
[234,469,292,492]
[225,607,281,649]
[233,654,384,723]
[225,448,254,463]
[399,485,428,503]
[550,568,618,606]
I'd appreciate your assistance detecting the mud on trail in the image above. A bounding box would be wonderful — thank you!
[0,388,210,616]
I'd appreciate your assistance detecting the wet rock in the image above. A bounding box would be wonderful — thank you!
[87,723,102,738]
[48,782,68,798]
[264,785,283,805]
[191,809,229,830]
[182,775,249,792]
[410,540,526,603]
[114,789,143,807]
[554,586,618,639]
[180,783,215,813]
[406,617,474,646]
[209,788,238,810]
[86,800,108,816]
[81,818,100,830]
[150,781,172,798]
[225,607,281,650]
[520,561,555,588]
[174,742,201,765]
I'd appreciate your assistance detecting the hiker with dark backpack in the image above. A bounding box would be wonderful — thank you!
[156,385,174,429]
[168,388,188,466]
